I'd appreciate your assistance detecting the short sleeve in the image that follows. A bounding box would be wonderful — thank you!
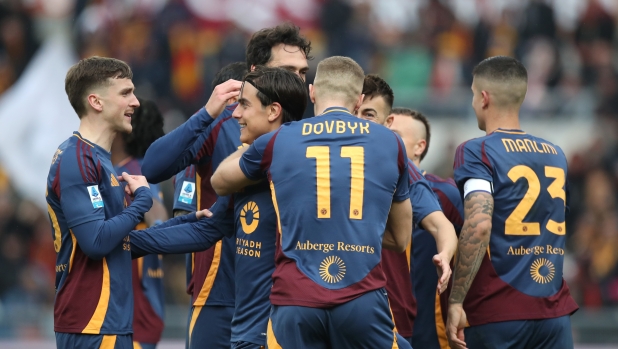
[239,131,276,181]
[59,152,105,228]
[392,134,410,202]
[409,178,441,225]
[453,140,493,195]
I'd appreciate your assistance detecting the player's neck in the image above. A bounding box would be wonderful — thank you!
[484,110,521,135]
[411,157,421,168]
[314,101,352,116]
[110,137,129,166]
[78,116,116,152]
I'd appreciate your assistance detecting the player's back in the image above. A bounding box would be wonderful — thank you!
[454,128,578,325]
[265,108,408,307]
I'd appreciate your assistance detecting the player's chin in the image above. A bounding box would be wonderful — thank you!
[120,123,133,134]
[239,129,253,144]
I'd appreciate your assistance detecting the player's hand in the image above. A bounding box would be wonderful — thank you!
[205,79,243,118]
[447,303,468,349]
[196,208,213,219]
[433,253,451,294]
[119,172,150,196]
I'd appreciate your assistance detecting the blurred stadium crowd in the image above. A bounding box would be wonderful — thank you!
[0,0,618,340]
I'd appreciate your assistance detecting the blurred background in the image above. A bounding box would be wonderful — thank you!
[0,0,617,347]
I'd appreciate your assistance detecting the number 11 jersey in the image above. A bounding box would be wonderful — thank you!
[453,128,578,326]
[239,107,409,308]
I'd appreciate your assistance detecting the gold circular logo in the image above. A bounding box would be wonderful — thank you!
[530,258,555,284]
[319,256,346,283]
[240,201,259,234]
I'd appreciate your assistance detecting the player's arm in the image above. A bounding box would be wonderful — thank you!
[447,189,493,349]
[130,198,232,257]
[383,198,413,253]
[69,173,153,260]
[420,211,457,293]
[174,210,193,217]
[212,145,260,196]
[142,80,243,183]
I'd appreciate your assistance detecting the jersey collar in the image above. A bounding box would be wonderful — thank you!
[318,106,353,116]
[493,128,526,135]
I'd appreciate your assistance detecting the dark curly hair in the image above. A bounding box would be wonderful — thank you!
[246,22,312,71]
[362,74,394,112]
[122,98,165,158]
[212,62,248,89]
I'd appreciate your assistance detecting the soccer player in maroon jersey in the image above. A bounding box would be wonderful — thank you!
[447,56,578,349]
[356,75,457,346]
[387,108,464,349]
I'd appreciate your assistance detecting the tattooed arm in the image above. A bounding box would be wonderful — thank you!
[446,191,494,349]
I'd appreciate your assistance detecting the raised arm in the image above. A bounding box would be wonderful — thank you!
[142,80,242,183]
[211,146,259,196]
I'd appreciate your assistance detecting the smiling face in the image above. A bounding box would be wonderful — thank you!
[233,82,278,144]
[98,78,140,134]
[265,44,309,82]
[356,95,390,125]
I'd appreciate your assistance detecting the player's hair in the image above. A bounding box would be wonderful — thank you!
[242,66,307,123]
[472,56,528,107]
[313,56,364,108]
[391,107,431,161]
[65,56,133,118]
[212,62,248,89]
[122,98,164,158]
[245,22,312,70]
[362,74,394,113]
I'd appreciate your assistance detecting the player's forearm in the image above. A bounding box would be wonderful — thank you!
[449,191,493,305]
[130,207,233,257]
[142,108,215,183]
[71,187,153,260]
[422,211,458,262]
[212,147,253,196]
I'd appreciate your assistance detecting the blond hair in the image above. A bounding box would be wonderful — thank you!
[313,56,364,107]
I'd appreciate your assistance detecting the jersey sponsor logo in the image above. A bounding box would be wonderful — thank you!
[530,258,555,284]
[319,256,346,283]
[240,201,259,234]
[178,181,195,204]
[110,173,120,187]
[236,238,262,258]
[294,239,376,254]
[51,149,62,164]
[87,185,104,208]
[507,245,565,256]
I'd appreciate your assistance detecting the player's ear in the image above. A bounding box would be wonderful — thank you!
[87,93,103,113]
[250,64,256,72]
[268,102,283,123]
[385,115,394,128]
[354,94,365,113]
[309,84,316,104]
[481,90,490,109]
[417,139,427,158]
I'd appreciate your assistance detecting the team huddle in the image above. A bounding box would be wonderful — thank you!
[46,23,578,349]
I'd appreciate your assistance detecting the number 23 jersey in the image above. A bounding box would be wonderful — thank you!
[453,128,578,326]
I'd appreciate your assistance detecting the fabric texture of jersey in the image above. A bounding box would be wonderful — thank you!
[412,173,464,349]
[239,107,409,308]
[142,106,238,308]
[230,180,277,345]
[382,160,441,338]
[453,128,578,325]
[47,132,147,334]
[115,157,165,344]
